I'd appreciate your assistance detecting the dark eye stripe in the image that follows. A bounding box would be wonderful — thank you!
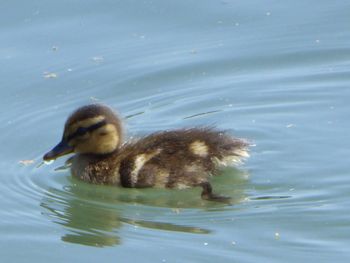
[66,120,107,141]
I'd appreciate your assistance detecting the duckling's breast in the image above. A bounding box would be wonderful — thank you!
[70,154,120,185]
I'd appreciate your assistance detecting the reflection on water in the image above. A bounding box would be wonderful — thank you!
[40,167,248,247]
[42,198,122,246]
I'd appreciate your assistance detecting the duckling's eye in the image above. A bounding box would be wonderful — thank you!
[76,127,88,136]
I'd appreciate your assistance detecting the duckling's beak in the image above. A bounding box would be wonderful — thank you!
[43,140,74,161]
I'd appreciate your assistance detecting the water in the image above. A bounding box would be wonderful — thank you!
[1,0,350,262]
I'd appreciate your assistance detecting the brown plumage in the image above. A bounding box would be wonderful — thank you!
[43,104,249,202]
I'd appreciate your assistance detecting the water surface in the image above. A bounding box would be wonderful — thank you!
[1,0,350,262]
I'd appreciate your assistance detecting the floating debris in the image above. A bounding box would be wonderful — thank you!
[18,160,35,166]
[183,110,222,120]
[125,111,145,119]
[43,72,58,79]
[90,96,100,101]
[275,232,280,239]
[286,124,294,128]
[171,208,181,214]
[92,56,104,63]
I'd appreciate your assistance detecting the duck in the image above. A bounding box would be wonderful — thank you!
[43,104,249,202]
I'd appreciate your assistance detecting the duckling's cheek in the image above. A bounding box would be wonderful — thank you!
[73,141,91,154]
[94,124,120,153]
[95,135,117,154]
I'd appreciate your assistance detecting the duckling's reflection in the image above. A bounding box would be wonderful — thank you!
[40,167,249,247]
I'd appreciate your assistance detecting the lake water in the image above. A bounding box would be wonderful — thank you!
[1,0,349,262]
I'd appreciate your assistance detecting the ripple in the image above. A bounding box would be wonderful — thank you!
[0,145,247,247]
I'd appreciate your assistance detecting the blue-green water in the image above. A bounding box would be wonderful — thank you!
[1,0,350,262]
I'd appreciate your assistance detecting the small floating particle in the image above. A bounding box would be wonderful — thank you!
[315,39,320,44]
[231,241,236,246]
[90,96,100,101]
[190,49,197,54]
[43,72,58,79]
[172,208,181,214]
[275,232,280,239]
[18,160,35,166]
[67,68,73,72]
[204,242,208,246]
[235,22,240,26]
[92,56,104,63]
[266,12,271,16]
[52,46,58,51]
[286,124,294,128]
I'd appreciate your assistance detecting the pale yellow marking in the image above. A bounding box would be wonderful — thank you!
[176,183,190,190]
[189,140,209,157]
[184,164,202,173]
[212,148,249,167]
[154,169,169,188]
[111,164,120,185]
[130,149,161,186]
[67,115,105,136]
[234,149,250,158]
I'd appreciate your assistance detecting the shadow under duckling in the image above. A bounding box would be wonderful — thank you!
[44,104,249,202]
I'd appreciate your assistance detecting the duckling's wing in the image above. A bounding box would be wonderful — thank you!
[118,128,248,188]
[136,128,250,166]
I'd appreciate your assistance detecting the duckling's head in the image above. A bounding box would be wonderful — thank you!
[43,104,123,161]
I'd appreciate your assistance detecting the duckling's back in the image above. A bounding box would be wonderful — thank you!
[117,128,249,189]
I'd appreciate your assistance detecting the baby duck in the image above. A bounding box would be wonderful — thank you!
[43,104,249,202]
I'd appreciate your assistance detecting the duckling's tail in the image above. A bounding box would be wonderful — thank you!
[213,136,250,167]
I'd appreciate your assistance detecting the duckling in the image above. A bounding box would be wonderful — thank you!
[43,104,249,202]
